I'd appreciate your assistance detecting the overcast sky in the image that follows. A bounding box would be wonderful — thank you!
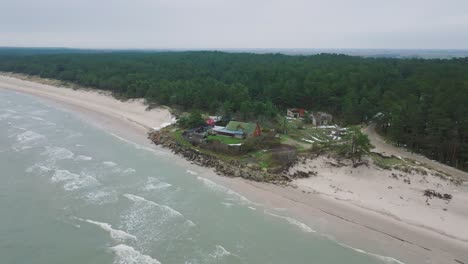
[1,0,467,49]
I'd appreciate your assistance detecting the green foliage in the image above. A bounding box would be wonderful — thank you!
[207,135,244,145]
[338,127,373,165]
[177,111,205,128]
[0,51,467,170]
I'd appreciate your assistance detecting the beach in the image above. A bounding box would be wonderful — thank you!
[1,74,467,264]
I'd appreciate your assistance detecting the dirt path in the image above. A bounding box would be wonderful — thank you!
[363,124,468,181]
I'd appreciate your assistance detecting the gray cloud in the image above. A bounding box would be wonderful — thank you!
[0,0,467,49]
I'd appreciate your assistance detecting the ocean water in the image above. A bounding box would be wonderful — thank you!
[0,89,403,264]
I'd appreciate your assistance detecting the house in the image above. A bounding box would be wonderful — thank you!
[310,112,333,126]
[286,108,305,118]
[212,121,261,138]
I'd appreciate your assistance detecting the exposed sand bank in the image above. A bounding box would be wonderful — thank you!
[1,74,467,264]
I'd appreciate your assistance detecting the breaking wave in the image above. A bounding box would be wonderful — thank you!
[76,155,93,161]
[143,177,172,191]
[103,161,118,167]
[123,194,182,217]
[82,219,136,242]
[337,242,405,264]
[111,244,161,264]
[51,169,99,191]
[84,189,118,205]
[209,245,233,259]
[265,211,316,233]
[42,146,74,161]
[185,169,198,175]
[16,130,45,144]
[196,176,260,206]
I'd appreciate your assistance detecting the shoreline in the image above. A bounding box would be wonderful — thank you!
[1,74,467,264]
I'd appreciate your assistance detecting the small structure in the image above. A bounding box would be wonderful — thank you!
[310,112,333,126]
[206,118,216,126]
[287,108,305,118]
[212,121,261,138]
[183,126,211,144]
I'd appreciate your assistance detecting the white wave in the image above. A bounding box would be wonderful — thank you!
[103,161,118,167]
[51,169,99,191]
[186,220,196,227]
[76,155,93,161]
[75,144,84,147]
[83,219,136,242]
[265,211,315,233]
[337,242,405,264]
[109,132,160,154]
[16,130,45,144]
[197,176,260,206]
[221,202,234,208]
[42,146,74,161]
[122,168,136,174]
[209,245,232,259]
[143,178,172,191]
[84,189,118,204]
[248,206,257,211]
[123,194,183,217]
[111,244,161,264]
[185,170,198,175]
[26,164,52,174]
[30,116,45,121]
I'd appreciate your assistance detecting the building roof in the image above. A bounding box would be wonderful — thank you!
[225,121,258,136]
[212,126,244,136]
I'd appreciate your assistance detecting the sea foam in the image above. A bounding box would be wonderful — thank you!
[337,242,405,264]
[185,170,198,175]
[123,194,183,217]
[51,169,99,191]
[111,244,161,264]
[143,177,172,191]
[209,245,232,259]
[76,155,93,161]
[196,176,259,206]
[42,146,74,161]
[265,211,316,233]
[16,130,45,144]
[83,219,136,242]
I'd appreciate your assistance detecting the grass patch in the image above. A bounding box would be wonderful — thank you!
[207,135,245,145]
[370,153,406,170]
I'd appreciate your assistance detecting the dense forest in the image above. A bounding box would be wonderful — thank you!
[0,50,467,171]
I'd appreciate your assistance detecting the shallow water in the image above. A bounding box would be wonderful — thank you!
[0,89,403,264]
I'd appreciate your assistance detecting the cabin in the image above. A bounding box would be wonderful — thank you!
[310,112,333,126]
[212,121,261,138]
[286,108,305,118]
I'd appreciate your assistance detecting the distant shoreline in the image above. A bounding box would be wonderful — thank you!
[1,74,467,264]
[2,47,468,59]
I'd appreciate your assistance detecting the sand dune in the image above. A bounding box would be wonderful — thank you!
[1,74,467,264]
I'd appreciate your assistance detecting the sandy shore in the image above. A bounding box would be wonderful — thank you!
[1,74,467,264]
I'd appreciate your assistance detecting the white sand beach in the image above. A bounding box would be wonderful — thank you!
[1,74,467,264]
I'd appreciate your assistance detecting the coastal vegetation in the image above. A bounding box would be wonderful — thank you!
[0,49,467,170]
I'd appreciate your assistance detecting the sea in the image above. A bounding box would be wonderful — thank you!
[0,89,403,264]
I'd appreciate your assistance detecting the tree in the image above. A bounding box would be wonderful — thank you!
[340,127,373,166]
[177,111,205,128]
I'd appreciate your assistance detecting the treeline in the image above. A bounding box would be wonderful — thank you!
[0,51,467,170]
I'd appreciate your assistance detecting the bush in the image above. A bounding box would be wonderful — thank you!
[177,111,205,128]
